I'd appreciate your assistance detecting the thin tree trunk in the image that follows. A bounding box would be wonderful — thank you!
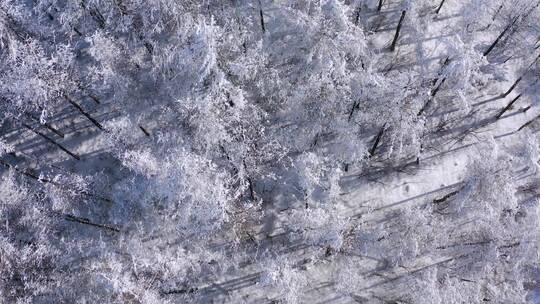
[418,58,450,116]
[161,287,199,295]
[369,125,386,157]
[529,52,540,68]
[72,25,83,36]
[483,17,518,57]
[258,0,265,33]
[496,94,522,119]
[522,0,540,21]
[63,213,120,232]
[348,100,359,122]
[390,11,406,52]
[436,240,492,250]
[431,57,450,86]
[435,0,446,14]
[21,122,80,160]
[503,55,513,63]
[247,177,255,200]
[486,4,503,30]
[89,7,106,28]
[88,94,101,104]
[139,125,150,136]
[243,160,255,200]
[64,95,104,130]
[27,114,64,138]
[417,99,431,116]
[377,0,384,12]
[501,77,522,98]
[418,92,439,117]
[0,158,55,183]
[0,158,113,203]
[535,35,540,49]
[0,97,65,138]
[517,114,540,131]
[501,54,540,97]
[430,77,447,98]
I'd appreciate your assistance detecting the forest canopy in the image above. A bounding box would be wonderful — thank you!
[0,0,540,303]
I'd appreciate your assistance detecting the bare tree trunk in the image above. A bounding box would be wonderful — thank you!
[1,157,114,204]
[26,114,64,138]
[528,52,540,68]
[88,7,106,28]
[501,77,522,98]
[433,187,463,204]
[431,57,450,86]
[369,125,386,157]
[501,54,540,97]
[72,25,83,36]
[0,158,55,183]
[377,0,384,12]
[483,17,518,57]
[63,213,119,232]
[417,83,444,116]
[486,4,503,30]
[430,77,447,98]
[161,287,199,295]
[258,0,265,33]
[390,11,406,52]
[88,94,101,105]
[518,114,540,131]
[417,99,431,117]
[418,58,450,116]
[522,0,540,20]
[435,0,446,14]
[22,122,80,160]
[496,94,522,119]
[64,95,104,130]
[348,100,359,122]
[436,240,492,250]
[139,125,150,136]
[247,177,255,200]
